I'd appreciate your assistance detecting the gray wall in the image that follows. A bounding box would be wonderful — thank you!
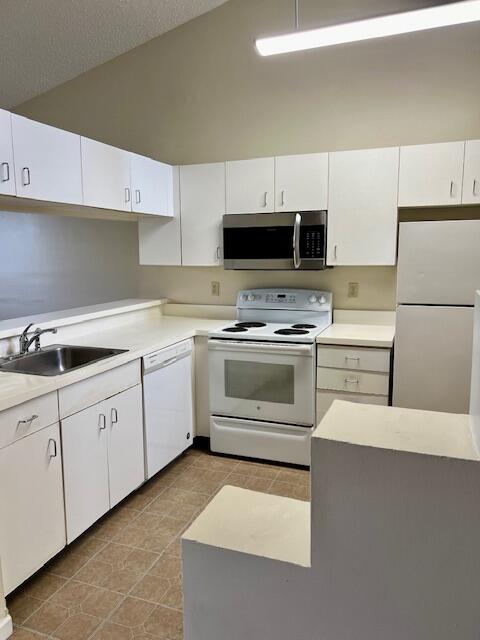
[0,212,139,320]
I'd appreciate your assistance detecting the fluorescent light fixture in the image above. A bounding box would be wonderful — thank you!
[256,0,480,56]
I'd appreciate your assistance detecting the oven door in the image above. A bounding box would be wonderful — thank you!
[208,339,315,426]
[223,211,326,270]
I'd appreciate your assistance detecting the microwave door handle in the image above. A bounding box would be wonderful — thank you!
[293,213,302,269]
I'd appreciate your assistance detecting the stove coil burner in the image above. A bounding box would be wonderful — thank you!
[223,326,248,333]
[291,324,316,329]
[274,328,309,336]
[235,322,267,328]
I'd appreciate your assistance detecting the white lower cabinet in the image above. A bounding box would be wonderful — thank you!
[62,384,144,542]
[0,423,65,594]
[316,344,391,423]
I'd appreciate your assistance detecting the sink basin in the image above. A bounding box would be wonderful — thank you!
[0,345,128,376]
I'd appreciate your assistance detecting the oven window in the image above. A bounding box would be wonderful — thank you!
[225,360,294,404]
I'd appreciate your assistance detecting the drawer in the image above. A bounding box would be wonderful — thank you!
[317,366,389,396]
[0,392,59,450]
[59,360,140,418]
[316,390,388,422]
[317,345,390,373]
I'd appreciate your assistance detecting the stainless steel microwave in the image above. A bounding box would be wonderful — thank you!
[223,211,327,270]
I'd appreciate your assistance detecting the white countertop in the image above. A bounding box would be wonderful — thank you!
[314,400,479,462]
[316,323,395,348]
[0,315,222,412]
[183,486,311,567]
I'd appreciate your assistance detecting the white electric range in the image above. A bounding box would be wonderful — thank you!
[208,288,332,466]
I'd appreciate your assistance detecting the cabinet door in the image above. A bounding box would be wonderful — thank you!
[0,423,65,594]
[81,137,131,212]
[107,385,145,507]
[139,167,182,265]
[62,401,110,543]
[327,147,399,266]
[226,157,274,214]
[398,141,465,207]
[462,140,480,205]
[180,162,225,266]
[0,109,15,196]
[275,153,328,212]
[131,153,173,216]
[12,114,82,204]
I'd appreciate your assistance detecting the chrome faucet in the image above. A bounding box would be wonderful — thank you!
[19,324,57,354]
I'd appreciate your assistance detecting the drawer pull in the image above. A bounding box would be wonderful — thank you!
[48,438,57,459]
[111,407,118,425]
[98,413,106,430]
[344,377,359,385]
[17,414,38,429]
[345,356,360,362]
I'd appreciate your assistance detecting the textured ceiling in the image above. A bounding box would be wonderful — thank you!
[0,0,229,109]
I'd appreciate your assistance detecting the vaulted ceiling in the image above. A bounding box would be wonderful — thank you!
[0,0,229,109]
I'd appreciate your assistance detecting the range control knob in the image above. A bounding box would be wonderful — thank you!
[308,295,317,304]
[241,294,248,301]
[318,295,327,304]
[247,294,255,302]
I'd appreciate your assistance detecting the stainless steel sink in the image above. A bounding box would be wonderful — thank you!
[0,345,128,376]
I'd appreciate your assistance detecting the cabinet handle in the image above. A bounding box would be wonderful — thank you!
[48,438,57,459]
[186,432,191,440]
[473,179,479,197]
[135,189,141,204]
[344,377,359,385]
[216,246,221,261]
[22,167,31,186]
[263,191,268,208]
[17,414,38,430]
[98,413,106,430]
[111,407,118,425]
[1,162,9,182]
[334,244,338,261]
[281,189,286,206]
[450,180,456,198]
[125,187,131,203]
[345,356,360,362]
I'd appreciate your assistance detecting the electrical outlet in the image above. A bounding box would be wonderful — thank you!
[211,281,220,296]
[347,282,359,298]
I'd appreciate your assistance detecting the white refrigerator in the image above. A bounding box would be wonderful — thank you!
[393,220,480,413]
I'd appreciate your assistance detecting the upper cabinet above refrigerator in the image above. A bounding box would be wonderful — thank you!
[462,140,480,205]
[0,109,15,197]
[398,141,465,207]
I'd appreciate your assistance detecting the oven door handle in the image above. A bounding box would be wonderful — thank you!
[208,339,313,357]
[293,213,302,269]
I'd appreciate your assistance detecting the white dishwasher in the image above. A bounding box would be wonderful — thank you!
[143,339,194,479]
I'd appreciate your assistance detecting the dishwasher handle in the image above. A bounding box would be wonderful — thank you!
[143,348,191,374]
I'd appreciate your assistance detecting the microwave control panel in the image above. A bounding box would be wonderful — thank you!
[302,229,324,259]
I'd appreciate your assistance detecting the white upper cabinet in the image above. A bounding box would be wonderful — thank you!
[130,153,173,216]
[462,140,480,205]
[226,157,275,214]
[12,115,82,204]
[398,141,465,207]
[327,147,399,266]
[180,162,225,266]
[274,153,328,212]
[0,108,15,196]
[81,137,131,212]
[139,166,182,265]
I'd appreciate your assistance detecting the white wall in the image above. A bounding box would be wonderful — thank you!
[0,212,139,320]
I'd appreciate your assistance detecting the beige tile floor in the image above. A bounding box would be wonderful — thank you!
[7,447,310,640]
